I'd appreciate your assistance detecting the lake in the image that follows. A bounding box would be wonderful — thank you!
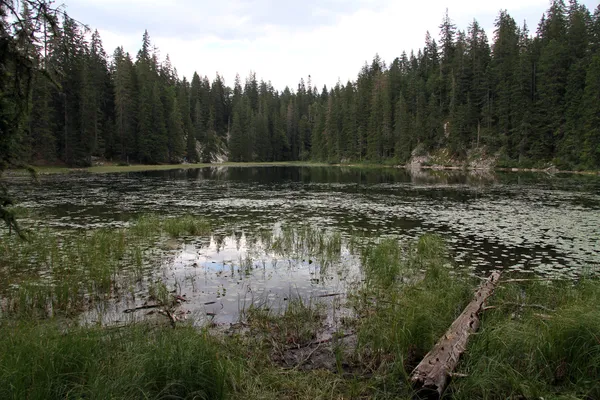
[5,166,600,324]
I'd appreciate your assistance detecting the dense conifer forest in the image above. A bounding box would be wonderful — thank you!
[3,0,600,170]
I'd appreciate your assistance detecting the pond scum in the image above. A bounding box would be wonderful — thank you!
[0,215,598,399]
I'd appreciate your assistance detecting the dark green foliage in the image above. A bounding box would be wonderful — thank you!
[1,1,599,170]
[0,1,62,235]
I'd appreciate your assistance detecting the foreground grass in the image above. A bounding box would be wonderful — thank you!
[0,322,228,400]
[451,279,600,399]
[351,235,475,396]
[1,223,598,399]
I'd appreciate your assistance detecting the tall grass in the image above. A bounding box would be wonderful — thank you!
[270,224,343,274]
[271,225,341,258]
[162,215,211,237]
[0,321,229,400]
[0,228,129,317]
[0,215,211,318]
[451,279,600,399]
[353,234,473,394]
[130,214,211,238]
[243,296,325,349]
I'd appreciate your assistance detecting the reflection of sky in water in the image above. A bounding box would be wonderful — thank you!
[158,234,361,324]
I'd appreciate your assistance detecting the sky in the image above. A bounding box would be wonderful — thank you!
[65,0,598,91]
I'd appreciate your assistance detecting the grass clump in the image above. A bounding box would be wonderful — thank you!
[3,218,599,400]
[353,234,473,394]
[451,279,600,399]
[0,321,230,400]
[270,225,342,270]
[0,228,130,317]
[360,234,449,289]
[129,214,162,238]
[0,215,212,318]
[130,214,210,238]
[162,215,211,238]
[243,297,325,349]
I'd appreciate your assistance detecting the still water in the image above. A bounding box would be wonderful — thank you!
[6,166,600,324]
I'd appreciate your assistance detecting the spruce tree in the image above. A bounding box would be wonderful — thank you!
[581,54,600,168]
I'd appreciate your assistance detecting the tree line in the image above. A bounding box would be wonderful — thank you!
[6,0,600,170]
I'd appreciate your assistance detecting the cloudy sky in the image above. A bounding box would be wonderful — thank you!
[65,0,598,90]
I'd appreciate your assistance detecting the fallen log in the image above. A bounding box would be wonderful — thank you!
[410,271,501,399]
[123,304,160,313]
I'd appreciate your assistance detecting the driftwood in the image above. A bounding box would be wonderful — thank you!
[410,271,502,399]
[314,293,343,298]
[123,304,160,313]
[159,308,177,328]
[285,332,355,351]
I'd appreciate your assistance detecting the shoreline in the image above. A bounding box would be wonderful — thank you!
[5,160,600,176]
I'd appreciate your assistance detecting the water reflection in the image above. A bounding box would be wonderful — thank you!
[6,166,600,277]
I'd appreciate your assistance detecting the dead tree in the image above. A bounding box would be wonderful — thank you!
[410,271,502,399]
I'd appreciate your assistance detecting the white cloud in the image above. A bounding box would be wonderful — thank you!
[78,0,597,91]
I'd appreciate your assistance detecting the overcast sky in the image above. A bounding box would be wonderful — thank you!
[65,0,598,91]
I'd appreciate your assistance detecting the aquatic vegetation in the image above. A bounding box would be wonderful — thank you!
[243,296,326,349]
[162,215,211,238]
[0,215,213,318]
[270,224,344,274]
[130,214,210,238]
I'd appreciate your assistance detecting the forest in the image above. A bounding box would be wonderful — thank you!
[4,0,600,170]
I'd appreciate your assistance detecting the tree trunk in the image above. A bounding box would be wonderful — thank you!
[410,271,501,399]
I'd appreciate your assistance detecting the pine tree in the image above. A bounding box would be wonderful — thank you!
[311,99,327,161]
[394,94,412,162]
[439,10,457,119]
[113,48,136,162]
[229,100,244,162]
[490,10,521,154]
[201,108,218,163]
[2,1,599,173]
[367,72,391,161]
[531,0,569,162]
[82,30,111,159]
[341,81,357,160]
[166,90,185,162]
[581,54,600,168]
[558,1,592,168]
[55,14,88,166]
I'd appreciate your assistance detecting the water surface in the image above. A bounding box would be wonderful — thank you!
[6,166,600,323]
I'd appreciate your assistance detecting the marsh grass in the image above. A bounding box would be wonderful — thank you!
[451,279,600,399]
[162,215,211,238]
[130,214,211,238]
[220,234,474,398]
[242,296,326,349]
[223,296,373,399]
[270,225,343,274]
[0,215,212,318]
[0,321,229,400]
[352,234,474,395]
[350,239,600,399]
[2,217,599,400]
[0,228,128,317]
